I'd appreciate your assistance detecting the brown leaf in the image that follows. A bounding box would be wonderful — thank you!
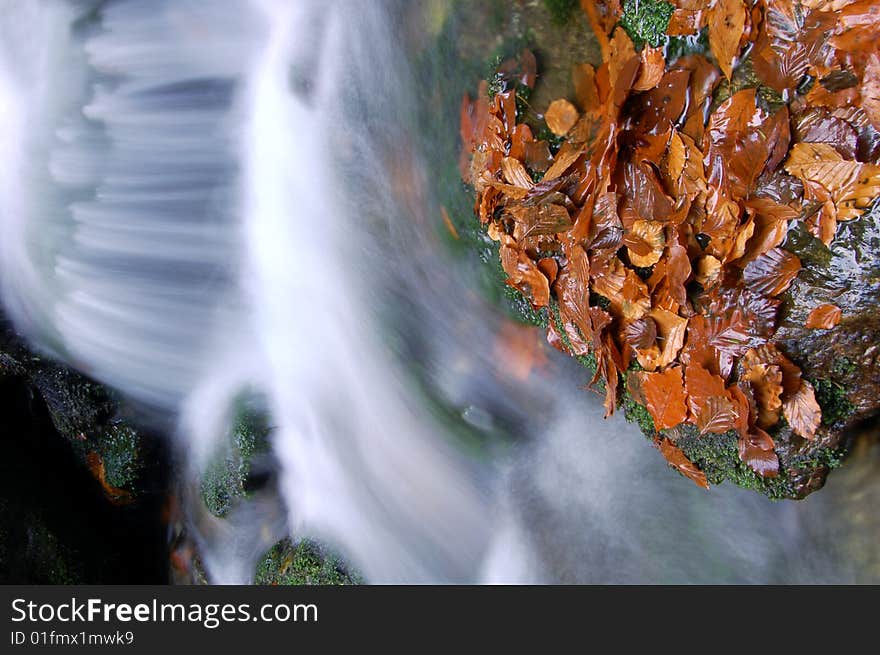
[642,366,688,431]
[685,363,739,434]
[863,53,880,132]
[737,428,780,478]
[658,438,710,489]
[695,254,721,287]
[782,379,822,440]
[572,63,600,113]
[785,142,880,222]
[806,303,842,329]
[501,157,534,189]
[500,240,551,307]
[708,0,746,79]
[650,308,688,368]
[634,46,666,91]
[545,99,580,137]
[741,363,784,428]
[626,220,666,267]
[624,317,658,350]
[543,142,585,181]
[742,247,801,297]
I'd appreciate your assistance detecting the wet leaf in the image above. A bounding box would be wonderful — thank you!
[782,379,822,440]
[634,45,666,91]
[805,303,842,329]
[737,428,780,478]
[742,362,784,428]
[658,438,710,488]
[742,247,801,297]
[708,0,747,79]
[545,99,580,137]
[642,366,688,431]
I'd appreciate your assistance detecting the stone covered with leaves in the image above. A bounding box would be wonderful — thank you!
[458,0,880,497]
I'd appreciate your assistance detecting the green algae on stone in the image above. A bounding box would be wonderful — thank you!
[620,0,673,48]
[812,379,855,428]
[543,0,578,26]
[200,402,271,518]
[255,538,360,585]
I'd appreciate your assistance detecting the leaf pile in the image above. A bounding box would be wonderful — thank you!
[460,0,880,486]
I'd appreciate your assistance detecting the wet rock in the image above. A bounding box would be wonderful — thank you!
[428,1,879,498]
[255,538,360,586]
[0,315,156,500]
[0,312,169,582]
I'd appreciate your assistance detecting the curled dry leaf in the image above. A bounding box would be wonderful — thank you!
[545,99,580,137]
[742,362,784,428]
[806,303,842,329]
[626,220,666,267]
[658,438,710,489]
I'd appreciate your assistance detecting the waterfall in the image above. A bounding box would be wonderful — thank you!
[1,0,877,584]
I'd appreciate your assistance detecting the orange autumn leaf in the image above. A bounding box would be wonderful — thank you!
[738,427,780,478]
[863,53,880,131]
[642,366,688,431]
[782,379,822,440]
[658,438,710,488]
[785,142,880,222]
[545,99,580,137]
[741,362,784,428]
[742,247,801,297]
[806,303,842,329]
[708,0,747,79]
[86,452,133,505]
[634,46,665,91]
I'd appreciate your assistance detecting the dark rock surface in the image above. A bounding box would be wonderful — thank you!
[0,313,170,583]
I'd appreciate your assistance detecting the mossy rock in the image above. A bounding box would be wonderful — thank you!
[0,315,150,501]
[423,1,880,498]
[200,398,271,517]
[255,538,360,586]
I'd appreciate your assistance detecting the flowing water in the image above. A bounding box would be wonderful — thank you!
[1,0,878,583]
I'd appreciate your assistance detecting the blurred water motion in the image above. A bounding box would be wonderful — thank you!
[0,0,878,583]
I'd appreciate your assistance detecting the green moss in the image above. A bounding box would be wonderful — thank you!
[831,357,857,378]
[254,539,360,586]
[811,378,855,427]
[622,392,656,435]
[97,424,140,489]
[201,400,271,518]
[673,429,796,498]
[788,446,846,471]
[620,0,674,48]
[543,0,578,26]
